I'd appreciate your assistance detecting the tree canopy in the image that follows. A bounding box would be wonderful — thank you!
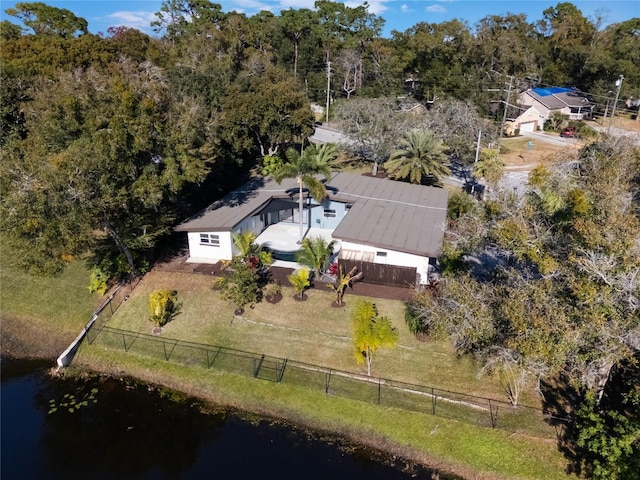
[5,2,88,38]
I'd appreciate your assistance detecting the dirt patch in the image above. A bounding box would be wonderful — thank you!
[604,115,640,133]
[500,136,569,169]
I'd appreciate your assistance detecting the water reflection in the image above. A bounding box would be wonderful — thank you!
[2,358,459,480]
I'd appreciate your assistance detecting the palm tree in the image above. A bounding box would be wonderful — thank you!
[295,236,336,279]
[473,148,505,190]
[231,231,272,268]
[386,129,450,185]
[271,143,337,241]
[232,231,258,258]
[287,268,310,299]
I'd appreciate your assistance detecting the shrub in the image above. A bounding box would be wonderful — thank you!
[263,282,281,299]
[404,301,425,335]
[87,267,109,295]
[148,289,180,327]
[216,257,261,312]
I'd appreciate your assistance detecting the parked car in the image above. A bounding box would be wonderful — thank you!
[560,127,576,138]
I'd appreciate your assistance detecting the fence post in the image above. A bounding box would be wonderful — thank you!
[431,387,436,415]
[489,400,498,428]
[325,370,331,395]
[377,379,381,405]
[122,332,127,351]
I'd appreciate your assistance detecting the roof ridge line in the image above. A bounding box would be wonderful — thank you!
[336,191,447,210]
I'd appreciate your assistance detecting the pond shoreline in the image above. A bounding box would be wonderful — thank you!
[0,312,471,480]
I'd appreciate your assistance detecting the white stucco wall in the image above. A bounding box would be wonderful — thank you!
[339,241,432,284]
[186,231,233,262]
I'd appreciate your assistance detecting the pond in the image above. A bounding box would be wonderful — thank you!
[1,358,460,480]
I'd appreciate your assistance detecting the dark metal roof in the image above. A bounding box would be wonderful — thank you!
[175,177,300,232]
[525,88,593,110]
[176,172,448,257]
[327,173,448,257]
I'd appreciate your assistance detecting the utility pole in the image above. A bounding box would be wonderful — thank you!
[499,75,514,141]
[608,75,624,133]
[325,61,331,125]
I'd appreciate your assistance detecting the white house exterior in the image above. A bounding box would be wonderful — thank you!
[175,172,448,285]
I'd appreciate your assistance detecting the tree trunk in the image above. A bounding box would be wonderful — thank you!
[294,41,298,79]
[591,359,615,405]
[372,161,378,176]
[103,220,138,277]
[366,347,372,376]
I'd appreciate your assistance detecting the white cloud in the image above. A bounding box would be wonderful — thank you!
[106,11,157,31]
[227,0,274,12]
[426,5,447,13]
[278,0,316,8]
[401,4,411,13]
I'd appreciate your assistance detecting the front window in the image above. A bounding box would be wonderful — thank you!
[200,233,220,246]
[324,209,336,218]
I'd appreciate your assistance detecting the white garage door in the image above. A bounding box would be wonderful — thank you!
[519,122,535,133]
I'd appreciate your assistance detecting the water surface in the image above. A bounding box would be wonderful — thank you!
[1,358,458,480]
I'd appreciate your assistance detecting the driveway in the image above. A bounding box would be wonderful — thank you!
[519,130,581,147]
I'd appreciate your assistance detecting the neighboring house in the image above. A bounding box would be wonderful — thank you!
[505,106,545,135]
[175,172,448,286]
[518,87,593,123]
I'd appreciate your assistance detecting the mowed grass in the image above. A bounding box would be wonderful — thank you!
[106,270,540,405]
[0,239,100,335]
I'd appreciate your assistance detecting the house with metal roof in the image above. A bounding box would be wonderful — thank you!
[518,87,593,124]
[175,172,448,285]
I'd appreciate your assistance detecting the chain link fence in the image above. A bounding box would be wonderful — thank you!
[87,318,569,439]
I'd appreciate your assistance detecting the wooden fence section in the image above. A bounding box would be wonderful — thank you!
[340,259,417,287]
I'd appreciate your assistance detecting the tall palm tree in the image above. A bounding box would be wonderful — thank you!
[386,129,450,185]
[271,143,337,241]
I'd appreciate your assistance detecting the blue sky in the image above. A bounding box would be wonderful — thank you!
[1,0,638,37]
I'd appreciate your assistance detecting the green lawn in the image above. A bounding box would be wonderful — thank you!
[95,270,559,441]
[105,271,516,399]
[0,239,100,335]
